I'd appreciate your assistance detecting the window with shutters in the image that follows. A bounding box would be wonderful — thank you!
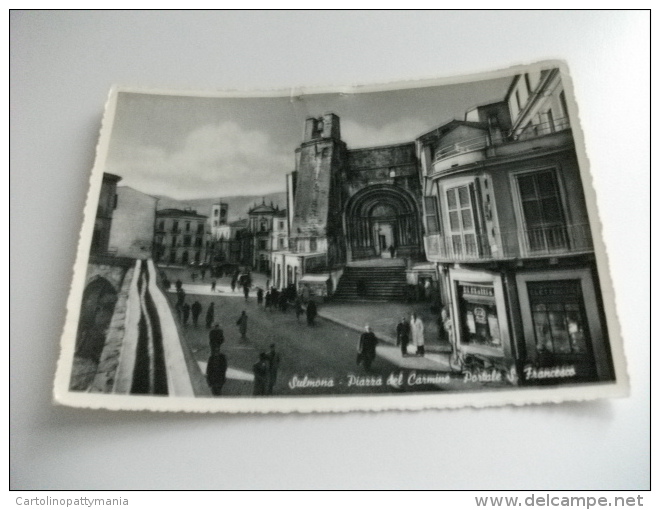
[424,196,440,235]
[515,169,568,253]
[445,184,478,257]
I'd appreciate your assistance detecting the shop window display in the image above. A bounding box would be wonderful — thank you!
[457,282,501,347]
[527,280,589,356]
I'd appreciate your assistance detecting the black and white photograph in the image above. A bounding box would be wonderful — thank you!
[53,61,628,413]
[12,10,649,493]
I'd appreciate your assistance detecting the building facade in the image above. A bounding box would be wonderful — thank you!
[418,67,612,384]
[208,202,229,239]
[272,113,426,299]
[207,218,252,268]
[91,172,121,255]
[154,208,208,266]
[247,201,288,273]
[108,186,157,259]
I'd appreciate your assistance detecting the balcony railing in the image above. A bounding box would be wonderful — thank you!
[424,223,593,262]
[433,135,489,163]
[508,116,570,141]
[433,117,571,164]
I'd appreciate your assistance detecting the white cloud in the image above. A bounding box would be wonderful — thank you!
[340,117,429,148]
[107,121,292,199]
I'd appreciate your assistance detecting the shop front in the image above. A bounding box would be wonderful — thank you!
[447,268,516,380]
[516,268,612,384]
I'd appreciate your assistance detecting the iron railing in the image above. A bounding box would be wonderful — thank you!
[433,117,571,163]
[425,223,592,261]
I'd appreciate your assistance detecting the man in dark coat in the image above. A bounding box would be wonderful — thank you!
[257,287,264,306]
[294,298,304,322]
[357,325,378,371]
[176,287,186,306]
[209,323,224,351]
[278,291,288,312]
[205,302,215,329]
[206,344,228,396]
[191,300,202,327]
[236,310,248,341]
[306,300,317,326]
[396,316,411,357]
[252,353,269,396]
[266,344,281,395]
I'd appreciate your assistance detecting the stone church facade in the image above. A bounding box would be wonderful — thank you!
[271,113,428,300]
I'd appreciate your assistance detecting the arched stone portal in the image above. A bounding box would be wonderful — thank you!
[345,185,422,261]
[70,276,118,391]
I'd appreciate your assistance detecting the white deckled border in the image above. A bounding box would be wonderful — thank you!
[53,59,629,414]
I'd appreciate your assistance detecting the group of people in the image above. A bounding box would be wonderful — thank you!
[205,320,282,397]
[255,285,318,326]
[355,313,428,372]
[252,344,281,396]
[175,293,218,329]
[262,286,293,312]
[396,313,426,357]
[230,270,252,300]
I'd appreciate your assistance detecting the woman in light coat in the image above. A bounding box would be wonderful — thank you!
[411,313,425,356]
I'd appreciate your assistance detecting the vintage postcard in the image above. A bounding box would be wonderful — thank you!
[53,61,629,413]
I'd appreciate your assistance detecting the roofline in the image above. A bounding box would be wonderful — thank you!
[347,140,416,153]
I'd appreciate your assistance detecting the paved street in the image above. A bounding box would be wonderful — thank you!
[162,268,512,397]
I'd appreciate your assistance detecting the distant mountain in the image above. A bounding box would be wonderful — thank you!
[154,192,286,222]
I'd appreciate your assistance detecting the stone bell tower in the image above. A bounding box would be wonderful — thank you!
[290,113,346,262]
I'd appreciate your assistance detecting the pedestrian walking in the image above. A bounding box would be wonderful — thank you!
[200,268,206,280]
[206,343,227,396]
[294,298,304,322]
[306,300,317,326]
[210,279,216,292]
[411,313,425,356]
[209,323,224,350]
[231,276,237,292]
[236,310,248,341]
[162,276,171,290]
[176,287,186,306]
[243,284,250,302]
[278,292,288,312]
[191,300,202,327]
[266,344,281,395]
[257,287,264,306]
[175,279,183,292]
[357,325,378,371]
[206,302,215,329]
[182,302,191,326]
[264,289,272,311]
[252,352,269,396]
[396,316,411,357]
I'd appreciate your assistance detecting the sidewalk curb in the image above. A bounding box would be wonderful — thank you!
[317,311,397,345]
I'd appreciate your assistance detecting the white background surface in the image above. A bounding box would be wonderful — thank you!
[10,11,650,489]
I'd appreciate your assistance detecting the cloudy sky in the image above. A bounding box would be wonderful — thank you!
[105,74,511,199]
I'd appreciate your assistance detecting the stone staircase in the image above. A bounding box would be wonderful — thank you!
[333,260,407,301]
